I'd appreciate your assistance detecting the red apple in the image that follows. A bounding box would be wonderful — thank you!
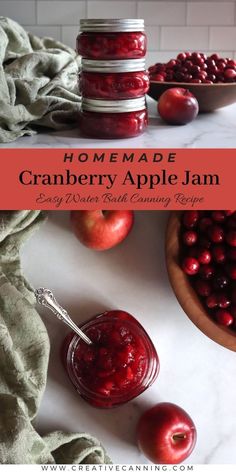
[137,402,197,464]
[70,210,134,251]
[158,88,199,125]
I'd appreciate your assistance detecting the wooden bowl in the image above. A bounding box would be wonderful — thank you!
[165,212,236,351]
[148,81,236,112]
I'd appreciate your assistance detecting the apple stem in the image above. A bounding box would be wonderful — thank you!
[172,433,186,442]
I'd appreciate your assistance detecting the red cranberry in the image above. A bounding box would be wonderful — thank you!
[198,71,207,81]
[215,310,234,327]
[198,249,211,265]
[191,65,201,75]
[208,225,224,243]
[206,293,218,309]
[182,211,199,229]
[185,60,193,71]
[211,211,225,223]
[166,59,176,69]
[195,280,211,297]
[213,274,229,290]
[153,63,165,73]
[227,59,236,67]
[200,264,215,280]
[217,293,231,309]
[217,62,226,72]
[207,74,216,82]
[212,245,226,264]
[198,217,212,232]
[183,230,197,246]
[177,52,186,61]
[182,257,199,275]
[153,74,165,82]
[166,71,174,81]
[225,210,235,216]
[206,59,216,67]
[224,69,236,81]
[210,53,220,61]
[226,230,236,247]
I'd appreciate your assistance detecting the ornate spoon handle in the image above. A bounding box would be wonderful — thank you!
[35,287,92,345]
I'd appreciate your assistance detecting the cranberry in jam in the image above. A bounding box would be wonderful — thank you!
[77,19,146,60]
[80,97,148,139]
[80,70,149,99]
[62,310,159,408]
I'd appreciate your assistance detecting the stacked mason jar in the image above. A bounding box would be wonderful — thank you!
[76,19,149,139]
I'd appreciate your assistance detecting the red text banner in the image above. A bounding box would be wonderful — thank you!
[0,148,235,210]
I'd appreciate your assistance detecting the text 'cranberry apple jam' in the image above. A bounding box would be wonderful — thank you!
[80,59,150,100]
[77,19,146,60]
[80,97,148,139]
[62,310,159,408]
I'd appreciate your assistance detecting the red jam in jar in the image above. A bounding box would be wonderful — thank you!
[80,59,150,99]
[62,310,159,408]
[77,19,146,60]
[80,97,148,139]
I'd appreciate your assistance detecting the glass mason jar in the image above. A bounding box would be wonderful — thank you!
[77,19,147,60]
[80,96,148,139]
[80,58,150,99]
[62,310,159,408]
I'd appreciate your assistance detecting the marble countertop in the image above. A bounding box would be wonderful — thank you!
[22,211,236,464]
[1,97,236,148]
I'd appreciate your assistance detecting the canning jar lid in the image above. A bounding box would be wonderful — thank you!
[82,96,146,113]
[80,19,145,32]
[81,58,146,73]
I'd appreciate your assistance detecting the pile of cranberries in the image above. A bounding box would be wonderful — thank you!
[149,52,236,84]
[181,210,236,329]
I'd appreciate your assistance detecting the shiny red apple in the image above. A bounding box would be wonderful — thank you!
[70,210,134,250]
[158,88,199,125]
[137,402,197,464]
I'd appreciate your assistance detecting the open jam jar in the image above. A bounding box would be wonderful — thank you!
[77,19,146,60]
[80,59,150,100]
[80,97,148,139]
[62,310,159,408]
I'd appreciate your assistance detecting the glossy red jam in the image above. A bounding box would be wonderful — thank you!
[80,70,149,99]
[80,108,148,139]
[77,32,147,60]
[62,310,159,408]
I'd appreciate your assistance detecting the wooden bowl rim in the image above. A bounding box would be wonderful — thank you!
[165,211,236,352]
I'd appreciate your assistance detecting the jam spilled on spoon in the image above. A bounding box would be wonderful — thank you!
[62,310,159,408]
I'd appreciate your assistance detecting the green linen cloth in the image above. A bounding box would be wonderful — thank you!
[0,210,111,464]
[0,17,81,143]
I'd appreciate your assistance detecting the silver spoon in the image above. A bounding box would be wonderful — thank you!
[35,287,93,345]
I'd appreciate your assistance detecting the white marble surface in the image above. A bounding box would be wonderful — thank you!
[22,211,236,464]
[1,97,236,148]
